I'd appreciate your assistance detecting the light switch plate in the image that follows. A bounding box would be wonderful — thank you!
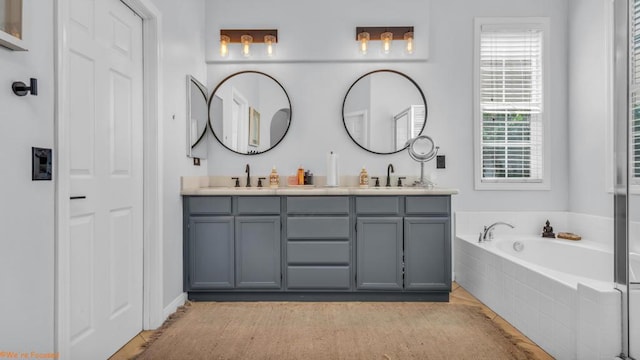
[32,147,52,180]
[436,155,446,169]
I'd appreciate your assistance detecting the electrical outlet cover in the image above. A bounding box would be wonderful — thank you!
[436,155,446,169]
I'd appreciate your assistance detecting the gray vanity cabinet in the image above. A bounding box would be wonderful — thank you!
[356,217,403,290]
[183,194,452,300]
[355,196,451,292]
[286,197,351,290]
[404,217,450,290]
[235,216,281,289]
[184,196,282,292]
[187,216,234,289]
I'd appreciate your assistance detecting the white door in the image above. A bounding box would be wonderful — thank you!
[65,0,143,358]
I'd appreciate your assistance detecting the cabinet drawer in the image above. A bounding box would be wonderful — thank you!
[287,241,350,265]
[405,196,450,215]
[287,197,349,214]
[237,196,280,214]
[355,197,400,214]
[188,196,232,215]
[287,266,350,290]
[287,217,350,239]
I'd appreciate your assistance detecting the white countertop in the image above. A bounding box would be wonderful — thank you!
[181,186,459,196]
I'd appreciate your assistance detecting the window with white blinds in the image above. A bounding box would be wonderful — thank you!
[474,18,550,190]
[631,0,640,184]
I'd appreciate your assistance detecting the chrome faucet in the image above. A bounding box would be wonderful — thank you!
[386,163,395,187]
[245,164,251,187]
[479,222,514,242]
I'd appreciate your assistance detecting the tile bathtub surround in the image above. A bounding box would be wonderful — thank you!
[454,235,621,360]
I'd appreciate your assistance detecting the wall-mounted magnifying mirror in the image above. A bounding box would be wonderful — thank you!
[209,71,292,155]
[406,135,439,187]
[187,75,209,159]
[342,69,427,154]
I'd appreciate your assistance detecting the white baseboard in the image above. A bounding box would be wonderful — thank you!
[162,292,187,321]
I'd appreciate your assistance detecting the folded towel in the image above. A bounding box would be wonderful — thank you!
[557,232,581,241]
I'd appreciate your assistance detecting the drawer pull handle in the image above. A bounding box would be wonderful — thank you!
[70,196,87,200]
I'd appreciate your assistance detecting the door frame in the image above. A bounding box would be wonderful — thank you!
[54,0,164,356]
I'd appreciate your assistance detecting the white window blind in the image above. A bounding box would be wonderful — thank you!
[479,26,544,183]
[631,0,640,182]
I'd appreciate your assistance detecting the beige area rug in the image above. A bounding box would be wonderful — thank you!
[136,302,532,360]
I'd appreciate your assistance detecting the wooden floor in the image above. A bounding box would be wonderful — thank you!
[110,283,553,360]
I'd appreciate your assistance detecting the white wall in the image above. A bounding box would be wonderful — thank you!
[0,0,208,351]
[568,0,613,218]
[147,0,208,310]
[0,1,55,353]
[205,0,570,212]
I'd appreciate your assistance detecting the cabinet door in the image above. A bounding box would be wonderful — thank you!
[356,217,403,290]
[188,216,234,289]
[404,217,451,291]
[235,216,281,289]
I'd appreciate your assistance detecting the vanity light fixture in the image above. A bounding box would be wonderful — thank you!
[241,34,253,57]
[404,31,414,54]
[220,35,230,57]
[219,29,278,58]
[264,34,276,56]
[355,26,414,55]
[357,31,370,55]
[380,31,393,54]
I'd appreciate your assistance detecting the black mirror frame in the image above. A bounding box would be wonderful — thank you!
[341,69,428,155]
[189,77,208,151]
[207,70,293,156]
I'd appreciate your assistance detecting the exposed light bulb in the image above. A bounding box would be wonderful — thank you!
[264,34,276,57]
[241,34,252,57]
[380,31,393,55]
[357,31,370,55]
[404,31,414,55]
[220,35,230,57]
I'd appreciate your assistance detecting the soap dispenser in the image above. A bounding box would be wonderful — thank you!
[269,166,280,188]
[359,166,369,188]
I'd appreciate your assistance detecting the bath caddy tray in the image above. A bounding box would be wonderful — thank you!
[286,184,316,188]
[557,232,581,241]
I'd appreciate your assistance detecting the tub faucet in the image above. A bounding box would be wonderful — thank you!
[245,164,251,187]
[386,163,395,187]
[479,222,515,242]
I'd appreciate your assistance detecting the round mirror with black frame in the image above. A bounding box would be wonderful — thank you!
[342,69,427,154]
[208,70,292,155]
[187,75,209,159]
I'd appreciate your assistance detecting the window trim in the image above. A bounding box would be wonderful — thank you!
[473,17,551,191]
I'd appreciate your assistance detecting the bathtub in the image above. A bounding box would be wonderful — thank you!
[455,233,622,360]
[491,236,613,285]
